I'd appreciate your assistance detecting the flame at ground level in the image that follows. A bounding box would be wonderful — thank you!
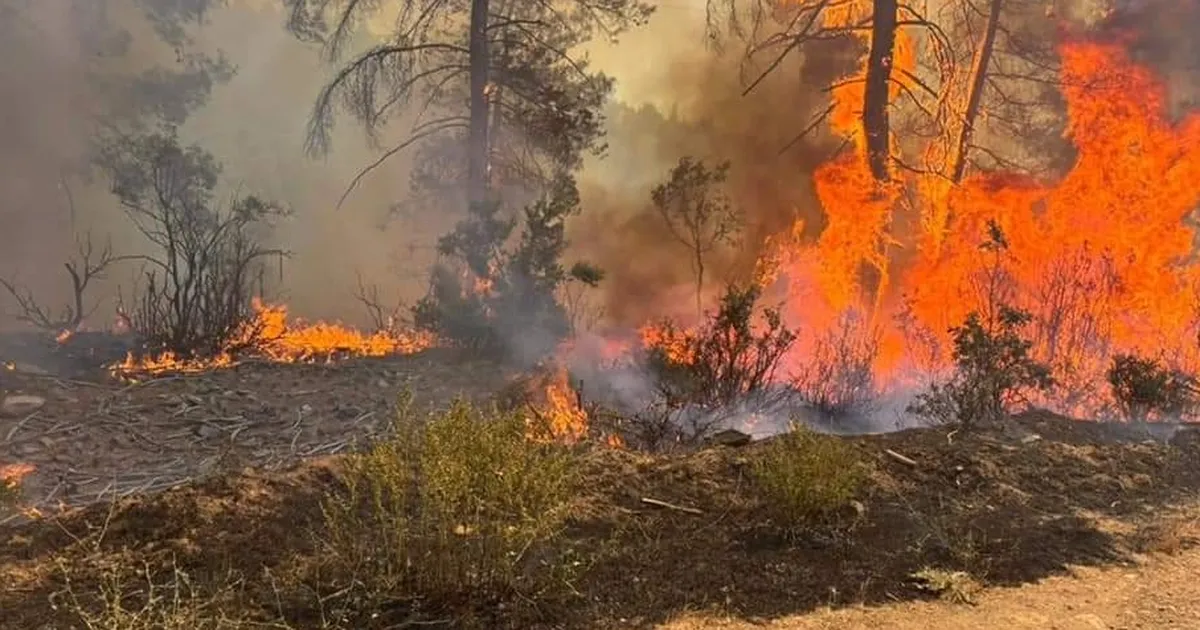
[111,299,436,378]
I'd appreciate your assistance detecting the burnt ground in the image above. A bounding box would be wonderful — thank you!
[2,336,1200,628]
[0,333,517,517]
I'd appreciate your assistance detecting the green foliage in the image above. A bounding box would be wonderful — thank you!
[1107,353,1199,422]
[413,177,601,361]
[651,157,742,312]
[751,422,866,529]
[291,0,653,203]
[646,284,796,410]
[318,394,579,618]
[910,306,1054,427]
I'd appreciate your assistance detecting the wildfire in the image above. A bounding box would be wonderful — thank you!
[112,298,435,377]
[537,368,588,443]
[759,34,1200,417]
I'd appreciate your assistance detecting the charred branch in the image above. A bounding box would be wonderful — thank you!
[863,0,899,182]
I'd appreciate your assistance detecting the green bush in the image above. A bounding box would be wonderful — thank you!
[318,394,580,620]
[751,422,866,529]
[1107,353,1199,422]
[910,306,1053,427]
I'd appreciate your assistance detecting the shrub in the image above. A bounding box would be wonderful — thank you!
[793,310,879,420]
[1107,353,1199,422]
[413,176,601,363]
[645,284,796,411]
[751,422,865,529]
[101,128,286,356]
[317,394,579,622]
[910,305,1053,427]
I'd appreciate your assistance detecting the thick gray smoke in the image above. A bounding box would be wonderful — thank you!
[0,1,443,331]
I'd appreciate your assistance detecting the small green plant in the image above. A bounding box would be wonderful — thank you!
[0,480,17,509]
[910,306,1054,427]
[1107,353,1199,422]
[318,393,580,621]
[750,422,866,529]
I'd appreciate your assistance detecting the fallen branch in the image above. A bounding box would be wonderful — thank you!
[640,496,704,515]
[885,448,918,466]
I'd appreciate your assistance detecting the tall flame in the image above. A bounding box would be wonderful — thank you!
[765,36,1200,415]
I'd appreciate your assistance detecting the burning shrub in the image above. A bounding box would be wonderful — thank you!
[793,310,880,421]
[318,394,579,619]
[645,284,796,410]
[413,177,601,363]
[910,305,1054,427]
[633,284,796,445]
[1107,353,1199,422]
[751,422,866,530]
[101,128,286,357]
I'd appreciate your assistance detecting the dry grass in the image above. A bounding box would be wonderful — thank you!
[909,567,984,605]
[50,557,280,630]
[6,408,1200,629]
[310,392,582,626]
[1131,514,1200,555]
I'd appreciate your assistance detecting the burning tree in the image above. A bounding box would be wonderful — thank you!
[100,128,287,356]
[687,0,1200,422]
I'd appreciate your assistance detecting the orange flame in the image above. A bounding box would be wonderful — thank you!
[540,369,588,443]
[112,298,435,377]
[763,37,1200,417]
[0,462,35,493]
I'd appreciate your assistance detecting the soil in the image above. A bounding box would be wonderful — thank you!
[3,340,1200,629]
[0,344,516,519]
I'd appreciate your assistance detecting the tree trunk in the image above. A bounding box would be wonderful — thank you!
[863,0,898,182]
[949,0,1002,183]
[695,252,705,318]
[467,0,491,206]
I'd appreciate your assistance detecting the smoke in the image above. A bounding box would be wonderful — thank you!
[571,22,853,326]
[0,1,449,332]
[571,1,1200,333]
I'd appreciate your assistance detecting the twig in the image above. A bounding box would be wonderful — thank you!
[3,411,41,442]
[640,496,704,515]
[885,448,918,466]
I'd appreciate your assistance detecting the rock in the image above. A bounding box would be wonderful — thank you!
[1,394,45,417]
[708,428,753,447]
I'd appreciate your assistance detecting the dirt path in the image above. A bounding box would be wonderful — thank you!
[663,550,1200,629]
